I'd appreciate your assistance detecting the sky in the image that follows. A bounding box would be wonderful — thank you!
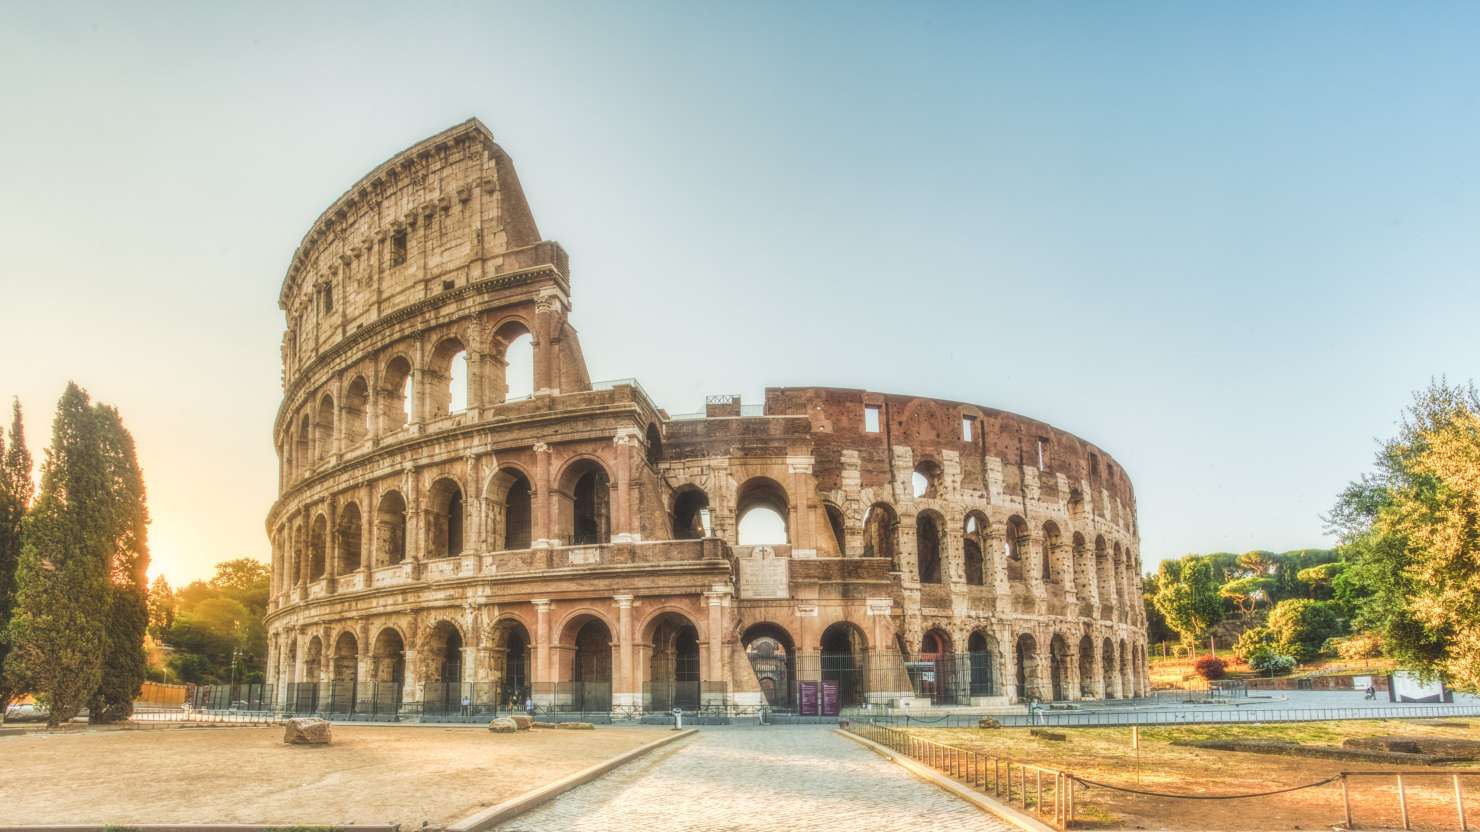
[2,2,1477,585]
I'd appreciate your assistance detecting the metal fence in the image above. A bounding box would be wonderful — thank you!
[873,703,1480,729]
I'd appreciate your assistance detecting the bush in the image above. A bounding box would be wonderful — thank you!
[1267,599,1343,662]
[1329,632,1383,661]
[1233,626,1275,662]
[1248,648,1297,675]
[1192,655,1227,680]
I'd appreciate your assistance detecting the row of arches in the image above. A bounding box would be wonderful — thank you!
[281,320,535,484]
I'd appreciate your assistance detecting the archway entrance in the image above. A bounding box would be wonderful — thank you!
[1078,635,1095,698]
[646,613,701,710]
[915,629,959,704]
[369,628,405,717]
[1015,633,1040,702]
[1049,634,1070,702]
[420,622,464,716]
[742,623,796,710]
[967,631,998,697]
[1102,638,1118,699]
[329,632,358,714]
[492,620,531,709]
[570,618,613,712]
[820,622,868,708]
[297,636,323,713]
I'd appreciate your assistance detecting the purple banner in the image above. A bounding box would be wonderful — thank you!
[821,680,840,716]
[799,681,819,715]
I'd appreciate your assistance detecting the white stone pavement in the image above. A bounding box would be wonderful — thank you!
[497,725,1013,832]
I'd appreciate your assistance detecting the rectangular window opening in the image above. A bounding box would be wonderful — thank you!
[1037,437,1049,470]
[391,230,408,266]
[863,405,881,433]
[962,415,975,442]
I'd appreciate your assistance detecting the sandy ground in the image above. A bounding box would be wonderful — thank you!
[909,719,1480,830]
[0,722,662,828]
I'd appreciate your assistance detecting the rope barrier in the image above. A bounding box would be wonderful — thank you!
[1072,774,1342,800]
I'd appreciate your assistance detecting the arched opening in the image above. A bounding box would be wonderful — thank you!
[492,620,532,708]
[1073,533,1092,612]
[381,355,414,429]
[916,511,943,583]
[968,631,998,697]
[736,477,789,545]
[568,617,613,712]
[916,628,959,704]
[290,523,303,585]
[1015,633,1041,702]
[644,423,662,466]
[490,321,534,403]
[369,628,405,717]
[425,477,464,557]
[492,468,532,550]
[822,503,847,556]
[820,621,869,708]
[295,414,310,476]
[672,487,710,540]
[420,621,464,715]
[559,460,611,546]
[964,512,987,586]
[1102,637,1118,699]
[646,613,701,711]
[298,636,323,713]
[375,490,407,566]
[428,337,469,416]
[315,395,334,460]
[1078,635,1095,698]
[743,623,796,709]
[329,632,358,714]
[1041,521,1061,584]
[1120,638,1133,698]
[1005,515,1029,582]
[337,502,362,573]
[1096,536,1114,620]
[309,515,328,581]
[912,459,942,499]
[1049,633,1070,701]
[862,503,898,568]
[343,376,370,445]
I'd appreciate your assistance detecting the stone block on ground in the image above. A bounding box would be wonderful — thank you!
[557,721,595,730]
[510,714,533,730]
[488,717,518,733]
[283,717,332,745]
[977,717,1001,729]
[1029,728,1067,741]
[531,721,558,729]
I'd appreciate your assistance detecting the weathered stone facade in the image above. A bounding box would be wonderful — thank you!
[264,118,1148,715]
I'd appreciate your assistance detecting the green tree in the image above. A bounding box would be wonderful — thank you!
[0,400,35,714]
[160,559,270,684]
[1328,379,1480,690]
[1266,598,1343,662]
[87,405,151,723]
[1152,555,1224,648]
[4,384,112,726]
[147,575,175,638]
[1219,575,1274,615]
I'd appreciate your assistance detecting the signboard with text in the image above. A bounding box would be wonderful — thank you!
[799,681,819,715]
[820,680,840,716]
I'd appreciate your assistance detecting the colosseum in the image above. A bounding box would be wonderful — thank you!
[264,118,1149,719]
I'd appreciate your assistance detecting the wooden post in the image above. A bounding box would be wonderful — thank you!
[1342,774,1353,829]
[1398,774,1410,831]
[1455,774,1467,832]
[1037,769,1044,812]
[1068,775,1076,829]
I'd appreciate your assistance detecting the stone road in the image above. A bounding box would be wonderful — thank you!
[498,726,1013,832]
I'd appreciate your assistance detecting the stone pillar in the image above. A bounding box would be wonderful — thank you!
[614,595,635,709]
[706,589,725,687]
[1035,634,1053,702]
[612,430,636,542]
[533,599,552,705]
[988,530,1011,609]
[788,457,815,556]
[360,483,373,581]
[533,289,562,397]
[1091,638,1106,699]
[1066,644,1081,701]
[326,499,339,587]
[532,442,554,547]
[404,466,423,568]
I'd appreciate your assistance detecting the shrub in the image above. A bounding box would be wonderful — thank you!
[1233,626,1275,662]
[1248,648,1297,675]
[1267,599,1343,662]
[1330,632,1383,661]
[1192,655,1227,680]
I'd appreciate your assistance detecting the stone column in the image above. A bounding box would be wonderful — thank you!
[1091,637,1106,699]
[614,595,635,709]
[532,442,554,547]
[706,589,726,688]
[788,457,815,556]
[988,530,1011,609]
[533,599,552,706]
[326,499,339,589]
[1066,643,1081,701]
[532,290,562,397]
[360,483,374,581]
[1035,634,1053,702]
[612,430,637,542]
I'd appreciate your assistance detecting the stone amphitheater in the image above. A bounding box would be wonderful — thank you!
[264,118,1148,718]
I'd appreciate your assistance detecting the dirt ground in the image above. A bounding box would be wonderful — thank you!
[0,722,663,828]
[909,719,1480,831]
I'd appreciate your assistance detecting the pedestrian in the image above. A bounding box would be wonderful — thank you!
[524,695,534,716]
[1365,684,1376,701]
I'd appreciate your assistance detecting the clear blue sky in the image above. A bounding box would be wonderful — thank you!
[3,2,1477,583]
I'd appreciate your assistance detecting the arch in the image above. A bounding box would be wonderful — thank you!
[917,627,959,704]
[428,336,469,416]
[557,458,611,546]
[420,620,465,715]
[303,635,324,682]
[343,375,370,445]
[1120,637,1133,698]
[565,615,613,712]
[742,622,797,709]
[490,319,534,403]
[489,467,532,550]
[380,354,414,430]
[671,486,710,540]
[425,477,465,557]
[309,514,328,580]
[1073,532,1093,609]
[967,630,999,697]
[1015,633,1041,701]
[289,522,304,585]
[375,490,407,566]
[644,423,662,467]
[365,626,405,715]
[295,413,311,476]
[1049,633,1071,701]
[1095,535,1114,619]
[736,476,789,545]
[1041,521,1062,583]
[645,612,701,710]
[912,458,943,499]
[963,511,988,586]
[329,631,358,713]
[862,502,899,568]
[915,510,944,583]
[1102,637,1118,699]
[1078,634,1095,698]
[336,501,362,572]
[1005,515,1029,582]
[820,620,869,707]
[314,394,335,461]
[489,617,532,707]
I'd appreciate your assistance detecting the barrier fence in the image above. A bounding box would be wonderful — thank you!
[872,703,1480,729]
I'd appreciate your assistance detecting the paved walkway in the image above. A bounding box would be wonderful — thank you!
[498,726,1012,832]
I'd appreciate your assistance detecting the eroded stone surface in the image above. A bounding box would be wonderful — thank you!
[283,717,331,745]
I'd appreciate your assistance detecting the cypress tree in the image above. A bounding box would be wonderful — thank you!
[88,404,151,722]
[5,384,111,727]
[0,399,34,713]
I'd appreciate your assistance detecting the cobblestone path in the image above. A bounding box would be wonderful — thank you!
[498,726,1013,831]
